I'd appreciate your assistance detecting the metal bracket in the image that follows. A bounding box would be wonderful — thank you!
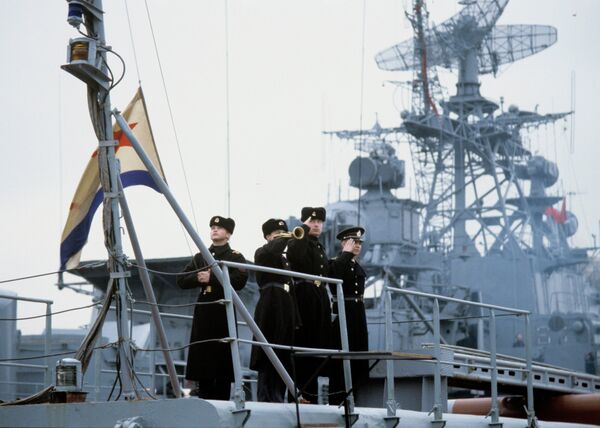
[344,413,360,427]
[110,271,131,279]
[104,191,122,198]
[488,423,503,428]
[114,416,144,428]
[527,414,538,428]
[430,420,446,428]
[231,409,251,427]
[383,416,400,428]
[99,139,119,147]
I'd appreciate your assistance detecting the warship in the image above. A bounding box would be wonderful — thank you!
[1,0,599,427]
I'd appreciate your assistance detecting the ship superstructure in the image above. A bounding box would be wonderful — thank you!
[321,0,599,377]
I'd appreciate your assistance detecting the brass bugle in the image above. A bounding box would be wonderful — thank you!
[272,226,305,240]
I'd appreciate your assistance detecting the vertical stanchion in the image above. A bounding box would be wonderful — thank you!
[94,348,101,401]
[384,283,397,417]
[44,303,52,386]
[525,314,535,427]
[489,309,500,426]
[336,282,355,414]
[149,320,156,397]
[221,265,245,410]
[432,298,444,423]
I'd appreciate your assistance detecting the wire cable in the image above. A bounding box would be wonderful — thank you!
[143,0,199,233]
[105,48,127,90]
[356,0,367,225]
[0,270,66,285]
[224,0,232,217]
[130,299,229,308]
[126,260,217,276]
[123,0,142,84]
[0,303,97,321]
[0,262,105,285]
[138,337,234,353]
[0,341,118,363]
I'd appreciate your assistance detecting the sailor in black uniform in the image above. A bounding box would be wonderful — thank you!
[286,206,331,403]
[177,215,248,400]
[250,218,300,402]
[328,226,369,405]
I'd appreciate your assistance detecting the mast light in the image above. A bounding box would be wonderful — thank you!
[67,3,84,28]
[62,37,110,90]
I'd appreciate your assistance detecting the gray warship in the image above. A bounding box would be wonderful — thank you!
[1,0,599,427]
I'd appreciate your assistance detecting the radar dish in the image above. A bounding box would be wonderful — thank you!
[374,1,555,75]
[479,25,557,74]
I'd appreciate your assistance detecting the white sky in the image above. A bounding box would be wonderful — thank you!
[1,0,599,334]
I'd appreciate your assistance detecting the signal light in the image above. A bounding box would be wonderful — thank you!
[67,3,84,28]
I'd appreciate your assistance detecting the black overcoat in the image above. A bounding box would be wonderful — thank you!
[286,224,332,349]
[250,237,299,371]
[177,243,247,382]
[285,225,332,402]
[328,251,369,400]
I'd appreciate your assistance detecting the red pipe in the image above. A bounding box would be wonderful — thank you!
[449,394,600,425]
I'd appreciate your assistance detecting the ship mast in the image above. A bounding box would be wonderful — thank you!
[62,0,138,399]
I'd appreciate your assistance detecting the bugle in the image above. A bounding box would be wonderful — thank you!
[272,226,305,240]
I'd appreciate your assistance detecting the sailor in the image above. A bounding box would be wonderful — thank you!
[286,206,331,403]
[250,218,300,402]
[328,226,369,405]
[177,215,248,400]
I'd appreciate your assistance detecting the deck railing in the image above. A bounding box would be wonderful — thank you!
[382,283,535,426]
[0,295,54,388]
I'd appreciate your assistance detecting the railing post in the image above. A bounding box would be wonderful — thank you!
[489,309,500,426]
[432,298,444,424]
[149,319,156,397]
[336,282,355,414]
[94,346,101,401]
[44,303,52,387]
[525,314,536,427]
[221,265,245,410]
[383,282,397,417]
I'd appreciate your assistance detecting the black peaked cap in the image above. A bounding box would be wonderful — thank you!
[336,226,365,241]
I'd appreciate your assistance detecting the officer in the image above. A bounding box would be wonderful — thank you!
[177,215,248,400]
[286,206,331,403]
[250,218,300,402]
[328,226,369,405]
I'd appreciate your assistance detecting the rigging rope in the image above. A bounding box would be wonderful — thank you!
[225,0,232,217]
[357,0,367,225]
[0,303,97,322]
[143,0,199,239]
[123,0,142,84]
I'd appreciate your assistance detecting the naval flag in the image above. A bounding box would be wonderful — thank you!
[545,198,567,225]
[60,88,166,270]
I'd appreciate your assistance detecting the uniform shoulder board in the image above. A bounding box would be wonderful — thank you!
[231,249,241,254]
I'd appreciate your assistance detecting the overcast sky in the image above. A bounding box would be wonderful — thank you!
[1,0,599,334]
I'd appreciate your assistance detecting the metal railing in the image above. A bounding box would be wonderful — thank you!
[383,283,535,427]
[104,259,354,410]
[0,295,53,387]
[219,260,355,412]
